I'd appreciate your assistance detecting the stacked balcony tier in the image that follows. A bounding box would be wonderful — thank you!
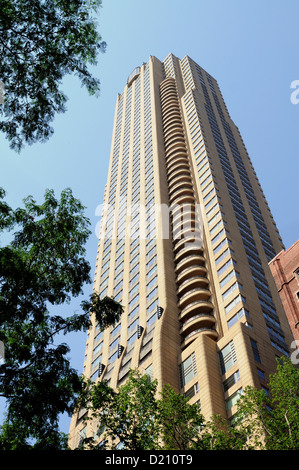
[160,78,217,347]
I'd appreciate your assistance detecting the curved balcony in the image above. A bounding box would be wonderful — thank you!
[165,139,187,156]
[162,98,180,112]
[175,253,206,274]
[179,299,214,323]
[166,153,190,171]
[168,176,193,196]
[160,89,180,106]
[181,327,218,348]
[169,186,194,206]
[167,155,190,175]
[160,81,179,100]
[160,76,217,347]
[170,192,195,207]
[171,201,196,223]
[165,139,186,156]
[172,222,198,243]
[177,276,209,296]
[178,287,211,310]
[172,216,197,241]
[168,169,191,187]
[176,264,208,284]
[180,313,216,336]
[173,236,202,256]
[164,123,185,141]
[160,82,177,96]
[167,160,190,179]
[163,115,182,130]
[168,178,194,194]
[162,111,182,128]
[165,133,185,149]
[162,113,182,128]
[165,148,189,167]
[174,248,204,268]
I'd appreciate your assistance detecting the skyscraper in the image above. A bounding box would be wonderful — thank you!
[68,54,294,448]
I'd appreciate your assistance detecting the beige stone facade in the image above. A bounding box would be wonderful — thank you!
[68,54,294,449]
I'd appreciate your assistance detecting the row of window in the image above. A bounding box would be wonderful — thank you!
[198,78,286,348]
[214,98,276,262]
[91,65,158,380]
[180,331,268,414]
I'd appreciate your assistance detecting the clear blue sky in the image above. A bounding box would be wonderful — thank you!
[1,0,298,434]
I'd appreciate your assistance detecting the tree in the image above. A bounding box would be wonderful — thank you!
[157,386,247,450]
[0,0,106,152]
[235,356,299,450]
[199,414,250,450]
[77,369,248,450]
[80,370,160,450]
[157,384,204,450]
[77,361,299,451]
[0,188,123,449]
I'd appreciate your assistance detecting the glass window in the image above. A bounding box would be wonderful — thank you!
[128,318,138,334]
[257,368,265,380]
[93,342,103,357]
[110,336,120,351]
[111,323,121,337]
[223,370,240,393]
[128,331,137,347]
[215,247,231,265]
[219,340,237,374]
[147,299,158,315]
[145,364,153,382]
[250,339,261,363]
[217,258,234,277]
[226,389,243,410]
[147,312,157,327]
[220,270,237,288]
[129,294,139,307]
[109,350,118,363]
[179,352,197,387]
[92,354,102,369]
[225,294,245,314]
[128,305,139,321]
[227,308,249,328]
[222,281,242,300]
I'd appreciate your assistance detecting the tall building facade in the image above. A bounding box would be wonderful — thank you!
[69,54,294,448]
[269,240,299,342]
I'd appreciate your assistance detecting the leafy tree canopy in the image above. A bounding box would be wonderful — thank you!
[235,356,299,450]
[77,358,299,451]
[0,0,106,151]
[0,188,122,449]
[77,370,247,450]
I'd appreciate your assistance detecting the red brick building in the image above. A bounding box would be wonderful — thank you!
[269,240,299,343]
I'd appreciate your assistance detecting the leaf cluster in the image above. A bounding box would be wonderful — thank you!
[0,0,106,151]
[235,356,299,450]
[78,370,247,451]
[77,358,299,451]
[0,187,122,449]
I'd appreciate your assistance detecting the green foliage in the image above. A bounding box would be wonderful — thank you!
[81,293,123,332]
[81,370,160,450]
[235,356,299,450]
[77,359,299,450]
[157,384,204,450]
[0,188,122,449]
[77,369,246,450]
[200,414,250,450]
[157,387,247,450]
[0,0,106,151]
